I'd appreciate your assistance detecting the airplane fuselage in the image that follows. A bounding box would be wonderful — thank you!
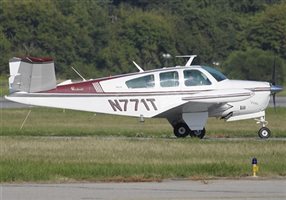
[7,66,270,119]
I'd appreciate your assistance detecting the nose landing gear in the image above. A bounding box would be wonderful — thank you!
[256,116,271,139]
[258,127,271,139]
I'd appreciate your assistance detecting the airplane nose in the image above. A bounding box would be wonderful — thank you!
[270,84,283,94]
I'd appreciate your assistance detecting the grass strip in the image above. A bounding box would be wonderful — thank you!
[1,137,285,182]
[1,107,286,138]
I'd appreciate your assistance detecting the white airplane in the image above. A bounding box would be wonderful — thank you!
[5,55,283,139]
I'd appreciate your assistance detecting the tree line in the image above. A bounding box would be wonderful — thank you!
[0,0,285,84]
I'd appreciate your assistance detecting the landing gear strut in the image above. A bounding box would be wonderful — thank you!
[256,116,271,139]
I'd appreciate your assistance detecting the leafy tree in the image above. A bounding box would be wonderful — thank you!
[223,48,285,84]
[96,5,178,73]
[119,8,177,69]
[0,26,11,74]
[0,0,285,80]
[246,2,286,60]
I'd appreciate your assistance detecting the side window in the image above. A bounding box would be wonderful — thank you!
[160,71,179,87]
[184,70,211,86]
[126,75,155,88]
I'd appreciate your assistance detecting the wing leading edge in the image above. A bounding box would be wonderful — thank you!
[182,89,254,103]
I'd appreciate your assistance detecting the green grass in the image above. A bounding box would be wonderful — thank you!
[1,108,171,137]
[0,107,286,182]
[1,107,286,138]
[1,137,285,182]
[0,75,9,96]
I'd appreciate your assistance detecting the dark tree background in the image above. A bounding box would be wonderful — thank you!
[0,0,285,84]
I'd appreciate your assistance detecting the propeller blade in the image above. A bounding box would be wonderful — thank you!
[272,57,276,85]
[273,94,276,111]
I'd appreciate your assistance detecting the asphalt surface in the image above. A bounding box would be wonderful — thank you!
[1,97,286,109]
[268,96,286,107]
[1,179,286,200]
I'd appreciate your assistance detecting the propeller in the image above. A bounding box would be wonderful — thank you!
[270,56,283,109]
[272,57,277,109]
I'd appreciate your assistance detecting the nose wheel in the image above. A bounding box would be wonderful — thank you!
[255,116,271,139]
[258,127,271,139]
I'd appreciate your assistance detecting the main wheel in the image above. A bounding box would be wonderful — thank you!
[173,123,190,138]
[190,128,206,139]
[258,127,271,139]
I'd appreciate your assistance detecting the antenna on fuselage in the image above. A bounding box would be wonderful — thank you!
[176,55,197,67]
[132,61,144,72]
[71,66,86,81]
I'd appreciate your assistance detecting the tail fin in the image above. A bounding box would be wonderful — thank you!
[8,57,56,93]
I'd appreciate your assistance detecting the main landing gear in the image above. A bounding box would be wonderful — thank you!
[173,123,205,139]
[256,116,271,139]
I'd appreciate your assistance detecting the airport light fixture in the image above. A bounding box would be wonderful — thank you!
[252,157,259,177]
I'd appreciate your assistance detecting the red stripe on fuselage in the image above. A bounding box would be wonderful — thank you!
[45,81,98,93]
[42,73,134,94]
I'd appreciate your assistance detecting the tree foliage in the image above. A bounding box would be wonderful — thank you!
[223,48,285,84]
[246,3,286,60]
[0,0,285,84]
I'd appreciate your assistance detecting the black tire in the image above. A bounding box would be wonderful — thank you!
[173,123,190,138]
[258,127,271,139]
[190,128,206,139]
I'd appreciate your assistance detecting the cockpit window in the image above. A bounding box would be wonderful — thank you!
[126,74,155,88]
[160,71,179,87]
[202,66,227,82]
[184,70,211,86]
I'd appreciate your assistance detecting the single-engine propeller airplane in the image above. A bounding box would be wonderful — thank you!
[5,55,283,139]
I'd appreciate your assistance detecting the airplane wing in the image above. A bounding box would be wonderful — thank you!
[182,89,254,103]
[155,89,253,118]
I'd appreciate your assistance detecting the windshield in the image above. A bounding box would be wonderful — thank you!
[202,66,227,82]
[184,70,211,86]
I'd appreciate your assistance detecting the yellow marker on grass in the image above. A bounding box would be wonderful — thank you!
[252,158,259,177]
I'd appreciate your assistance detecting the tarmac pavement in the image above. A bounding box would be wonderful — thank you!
[269,96,286,107]
[1,179,286,200]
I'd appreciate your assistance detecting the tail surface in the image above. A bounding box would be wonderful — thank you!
[8,57,56,93]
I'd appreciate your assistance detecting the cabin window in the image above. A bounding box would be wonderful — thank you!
[160,71,179,87]
[202,66,227,82]
[126,75,155,88]
[184,70,211,86]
